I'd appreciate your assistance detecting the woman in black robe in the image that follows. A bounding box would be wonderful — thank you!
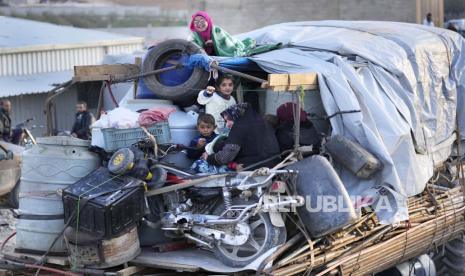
[205,103,281,170]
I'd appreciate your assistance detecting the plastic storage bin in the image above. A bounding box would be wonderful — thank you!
[100,121,171,152]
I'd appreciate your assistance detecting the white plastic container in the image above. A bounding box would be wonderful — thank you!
[16,136,100,254]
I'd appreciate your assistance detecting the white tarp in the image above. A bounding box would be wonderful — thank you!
[238,21,465,224]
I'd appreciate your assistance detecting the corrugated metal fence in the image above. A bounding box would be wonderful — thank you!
[0,43,143,77]
[4,88,77,139]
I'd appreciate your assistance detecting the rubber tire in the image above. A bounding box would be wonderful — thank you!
[142,39,210,103]
[212,198,285,268]
[439,236,465,275]
[7,180,19,209]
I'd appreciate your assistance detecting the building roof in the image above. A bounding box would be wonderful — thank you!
[0,16,144,54]
[0,70,73,97]
[0,16,145,97]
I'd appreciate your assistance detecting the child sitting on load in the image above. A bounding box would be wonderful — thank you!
[186,113,218,160]
[197,74,236,134]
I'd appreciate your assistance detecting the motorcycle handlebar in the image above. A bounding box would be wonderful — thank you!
[15,117,35,129]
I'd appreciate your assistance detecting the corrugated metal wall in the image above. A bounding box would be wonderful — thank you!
[0,38,144,138]
[54,88,80,135]
[2,88,78,139]
[0,43,143,77]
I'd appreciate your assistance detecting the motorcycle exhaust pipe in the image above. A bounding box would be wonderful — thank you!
[184,233,213,249]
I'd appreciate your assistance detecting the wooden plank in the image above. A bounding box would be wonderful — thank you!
[266,73,318,91]
[268,74,289,87]
[74,64,140,76]
[271,86,290,92]
[73,75,111,82]
[74,64,140,82]
[288,73,318,90]
[72,74,134,82]
[287,84,319,91]
[288,73,318,85]
[116,266,146,276]
[134,57,142,98]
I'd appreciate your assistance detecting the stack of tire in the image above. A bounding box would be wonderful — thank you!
[141,39,210,106]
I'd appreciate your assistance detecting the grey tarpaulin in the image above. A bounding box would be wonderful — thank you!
[235,21,465,224]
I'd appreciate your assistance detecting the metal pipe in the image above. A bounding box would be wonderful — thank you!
[118,60,268,85]
[184,233,213,249]
[293,91,301,152]
[145,173,228,197]
[237,169,298,190]
[113,65,180,83]
[205,204,257,225]
[222,187,232,209]
[237,173,276,190]
[242,150,293,171]
[96,81,106,120]
[104,80,119,107]
[210,63,268,85]
[44,80,73,135]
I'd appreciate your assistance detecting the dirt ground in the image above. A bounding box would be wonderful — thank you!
[0,209,17,253]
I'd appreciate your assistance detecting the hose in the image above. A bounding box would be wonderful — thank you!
[0,259,79,276]
[0,231,16,252]
[25,263,79,276]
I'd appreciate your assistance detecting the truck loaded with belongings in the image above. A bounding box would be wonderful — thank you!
[1,20,465,275]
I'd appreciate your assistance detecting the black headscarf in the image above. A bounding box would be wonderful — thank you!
[220,103,250,122]
[223,103,280,168]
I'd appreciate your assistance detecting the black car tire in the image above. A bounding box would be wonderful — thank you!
[142,39,210,103]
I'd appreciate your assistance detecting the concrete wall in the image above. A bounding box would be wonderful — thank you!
[189,0,420,34]
[416,0,444,27]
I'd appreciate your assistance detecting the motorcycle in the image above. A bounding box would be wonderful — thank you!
[106,144,305,267]
[12,117,37,146]
[0,118,38,208]
[154,168,305,267]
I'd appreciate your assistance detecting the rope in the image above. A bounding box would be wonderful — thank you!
[141,126,158,159]
[105,80,119,108]
[427,187,440,253]
[348,226,368,275]
[208,58,219,80]
[292,91,301,154]
[0,231,16,252]
[448,187,458,245]
[285,213,315,274]
[299,86,305,110]
[391,218,411,274]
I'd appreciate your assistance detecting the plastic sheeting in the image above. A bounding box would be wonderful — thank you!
[234,21,465,224]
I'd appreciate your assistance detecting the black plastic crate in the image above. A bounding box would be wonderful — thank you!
[63,167,145,239]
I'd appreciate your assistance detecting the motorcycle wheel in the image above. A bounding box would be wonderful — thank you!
[213,198,285,268]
